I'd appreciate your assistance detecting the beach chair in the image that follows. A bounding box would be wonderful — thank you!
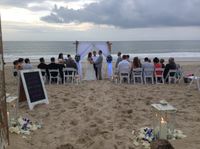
[63,68,77,84]
[154,68,165,84]
[132,68,143,84]
[49,69,60,84]
[143,68,154,84]
[119,71,130,84]
[188,68,200,91]
[166,69,178,84]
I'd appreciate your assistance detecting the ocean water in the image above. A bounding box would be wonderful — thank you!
[3,40,200,62]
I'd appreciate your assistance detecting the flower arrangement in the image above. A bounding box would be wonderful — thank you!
[9,117,42,135]
[132,127,186,149]
[106,55,113,63]
[75,54,81,62]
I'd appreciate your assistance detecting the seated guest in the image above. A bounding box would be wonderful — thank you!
[160,58,165,68]
[48,57,64,83]
[163,57,177,81]
[132,57,142,69]
[38,57,49,78]
[117,55,131,74]
[126,55,131,63]
[115,52,122,68]
[153,57,162,75]
[23,58,33,69]
[58,53,65,64]
[142,57,154,76]
[13,60,20,76]
[66,55,77,70]
[18,58,24,69]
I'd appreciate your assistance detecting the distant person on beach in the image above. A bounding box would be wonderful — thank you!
[23,58,33,69]
[115,52,122,68]
[160,58,165,68]
[164,57,177,82]
[132,57,142,69]
[117,55,131,74]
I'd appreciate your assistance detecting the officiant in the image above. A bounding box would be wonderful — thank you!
[92,51,98,79]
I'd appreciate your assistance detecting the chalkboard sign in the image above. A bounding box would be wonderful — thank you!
[20,69,49,110]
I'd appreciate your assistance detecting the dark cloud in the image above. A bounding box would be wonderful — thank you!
[41,0,200,28]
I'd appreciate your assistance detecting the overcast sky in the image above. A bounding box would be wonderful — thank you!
[1,0,200,41]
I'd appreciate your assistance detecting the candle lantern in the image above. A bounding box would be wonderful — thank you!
[6,95,18,126]
[151,102,177,140]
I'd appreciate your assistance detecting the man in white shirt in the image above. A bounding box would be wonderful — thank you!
[23,58,33,69]
[117,55,131,74]
[92,51,98,78]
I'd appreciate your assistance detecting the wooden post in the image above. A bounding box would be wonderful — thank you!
[0,15,9,146]
[106,41,112,54]
[73,41,79,54]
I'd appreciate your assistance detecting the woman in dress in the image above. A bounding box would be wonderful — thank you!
[84,52,96,80]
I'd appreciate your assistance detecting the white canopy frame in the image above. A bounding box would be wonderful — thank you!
[74,41,112,79]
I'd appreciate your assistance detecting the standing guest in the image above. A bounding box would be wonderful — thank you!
[92,51,98,79]
[163,57,177,81]
[160,58,165,68]
[23,58,33,69]
[132,57,142,69]
[115,52,122,68]
[58,53,64,64]
[117,55,131,74]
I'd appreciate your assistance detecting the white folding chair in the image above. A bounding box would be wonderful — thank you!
[49,69,60,84]
[154,68,165,84]
[188,68,200,91]
[63,68,77,84]
[132,68,143,84]
[166,69,178,84]
[119,72,130,84]
[40,69,47,83]
[143,68,154,84]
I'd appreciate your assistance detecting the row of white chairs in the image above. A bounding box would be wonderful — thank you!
[113,68,181,84]
[41,68,80,84]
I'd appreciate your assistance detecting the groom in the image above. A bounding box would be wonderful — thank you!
[94,50,103,80]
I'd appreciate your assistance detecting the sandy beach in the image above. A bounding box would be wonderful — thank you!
[4,61,200,149]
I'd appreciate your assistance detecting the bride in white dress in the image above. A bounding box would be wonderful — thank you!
[84,52,96,80]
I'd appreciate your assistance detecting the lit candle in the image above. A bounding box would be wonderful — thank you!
[160,117,167,139]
